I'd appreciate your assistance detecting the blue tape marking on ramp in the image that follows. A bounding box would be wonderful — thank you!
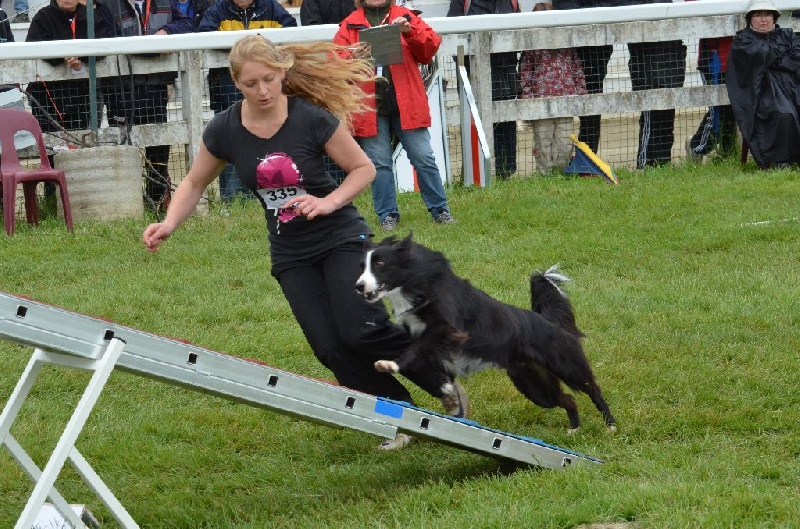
[374,399,405,418]
[375,397,601,463]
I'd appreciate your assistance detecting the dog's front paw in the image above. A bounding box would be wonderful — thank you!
[374,360,400,373]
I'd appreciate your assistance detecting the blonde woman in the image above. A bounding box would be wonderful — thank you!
[143,35,467,449]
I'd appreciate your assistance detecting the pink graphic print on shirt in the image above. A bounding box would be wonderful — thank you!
[256,152,304,223]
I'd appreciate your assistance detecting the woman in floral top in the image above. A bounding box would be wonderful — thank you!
[519,2,587,174]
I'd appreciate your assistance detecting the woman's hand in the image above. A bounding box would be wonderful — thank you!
[142,222,176,252]
[282,195,336,221]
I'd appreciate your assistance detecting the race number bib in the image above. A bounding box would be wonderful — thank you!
[257,186,307,210]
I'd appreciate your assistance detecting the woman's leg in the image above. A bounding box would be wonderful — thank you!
[275,253,415,402]
[319,243,459,406]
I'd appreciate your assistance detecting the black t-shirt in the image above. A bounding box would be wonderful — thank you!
[204,97,371,271]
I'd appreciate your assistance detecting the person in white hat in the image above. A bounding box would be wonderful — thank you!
[726,0,800,169]
[745,0,781,33]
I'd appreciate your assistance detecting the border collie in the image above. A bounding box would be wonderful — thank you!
[355,234,616,433]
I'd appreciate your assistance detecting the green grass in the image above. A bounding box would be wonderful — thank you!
[1,160,799,528]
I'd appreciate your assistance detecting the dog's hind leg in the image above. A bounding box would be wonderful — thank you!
[508,364,581,433]
[581,381,617,431]
[549,356,617,431]
[539,338,617,431]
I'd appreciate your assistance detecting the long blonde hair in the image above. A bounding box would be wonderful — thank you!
[228,34,375,128]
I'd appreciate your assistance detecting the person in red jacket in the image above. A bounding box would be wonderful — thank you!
[334,0,455,232]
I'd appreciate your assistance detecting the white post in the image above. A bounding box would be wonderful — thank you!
[14,339,136,529]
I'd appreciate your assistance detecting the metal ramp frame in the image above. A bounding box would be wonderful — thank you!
[0,292,601,528]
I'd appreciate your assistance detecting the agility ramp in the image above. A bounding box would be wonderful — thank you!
[0,292,601,528]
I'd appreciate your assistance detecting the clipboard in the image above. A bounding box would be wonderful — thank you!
[360,24,403,66]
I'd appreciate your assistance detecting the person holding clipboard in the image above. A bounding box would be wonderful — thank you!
[334,0,456,232]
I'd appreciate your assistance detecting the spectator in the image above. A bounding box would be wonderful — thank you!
[157,0,214,32]
[101,0,191,212]
[447,0,520,179]
[0,6,13,43]
[685,0,736,161]
[686,34,736,161]
[519,2,587,175]
[334,0,455,231]
[300,0,354,26]
[143,35,470,450]
[12,0,29,23]
[198,0,297,202]
[300,0,356,182]
[25,0,111,140]
[626,1,686,168]
[78,0,115,28]
[727,0,800,169]
[555,0,686,167]
[553,0,613,155]
[0,5,12,208]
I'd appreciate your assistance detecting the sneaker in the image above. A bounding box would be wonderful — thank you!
[440,380,471,419]
[380,215,398,232]
[12,12,29,23]
[434,211,456,225]
[378,432,414,450]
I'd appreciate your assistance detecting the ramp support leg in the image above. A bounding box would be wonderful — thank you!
[0,338,139,529]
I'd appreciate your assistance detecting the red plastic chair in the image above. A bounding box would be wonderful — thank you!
[0,109,74,235]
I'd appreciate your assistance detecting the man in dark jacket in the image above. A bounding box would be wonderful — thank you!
[555,0,685,168]
[101,0,190,211]
[627,21,686,167]
[447,0,520,179]
[552,0,612,155]
[0,7,12,45]
[157,0,215,32]
[25,0,112,133]
[300,0,354,26]
[1,5,14,208]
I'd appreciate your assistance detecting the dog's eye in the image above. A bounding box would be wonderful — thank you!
[373,259,384,268]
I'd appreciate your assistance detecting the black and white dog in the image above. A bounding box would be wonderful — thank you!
[355,234,616,433]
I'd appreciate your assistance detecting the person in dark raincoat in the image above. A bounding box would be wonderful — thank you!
[726,0,800,168]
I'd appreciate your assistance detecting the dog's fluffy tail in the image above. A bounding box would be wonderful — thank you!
[530,265,585,338]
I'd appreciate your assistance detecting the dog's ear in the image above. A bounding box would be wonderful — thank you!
[395,231,415,261]
[379,235,398,246]
[398,232,414,250]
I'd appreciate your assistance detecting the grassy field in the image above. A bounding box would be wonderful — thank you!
[1,160,799,528]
